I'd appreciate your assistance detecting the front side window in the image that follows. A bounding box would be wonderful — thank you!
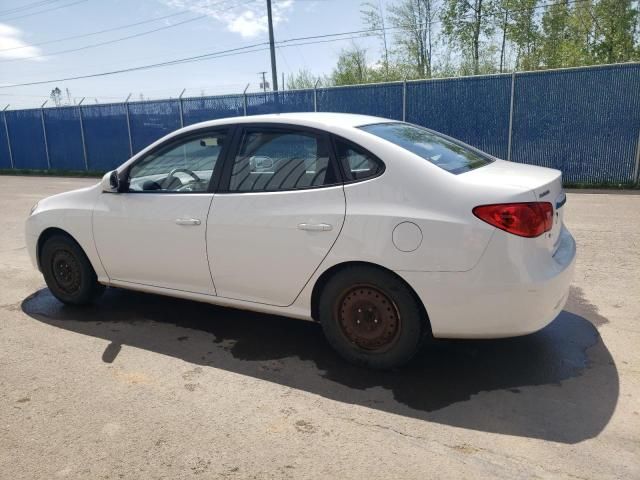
[228,129,336,192]
[128,131,227,192]
[359,122,493,174]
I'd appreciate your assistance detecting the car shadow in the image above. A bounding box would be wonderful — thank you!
[21,285,618,444]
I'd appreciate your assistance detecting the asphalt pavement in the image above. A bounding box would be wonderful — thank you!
[1,175,638,479]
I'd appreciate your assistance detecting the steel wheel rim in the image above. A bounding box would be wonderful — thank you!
[51,249,81,294]
[336,284,401,352]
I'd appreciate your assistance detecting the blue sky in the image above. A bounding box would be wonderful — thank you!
[0,0,379,108]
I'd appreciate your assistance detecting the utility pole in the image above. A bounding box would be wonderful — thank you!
[258,71,268,94]
[266,0,278,91]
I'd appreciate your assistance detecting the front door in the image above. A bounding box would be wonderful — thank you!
[93,129,228,295]
[207,125,345,306]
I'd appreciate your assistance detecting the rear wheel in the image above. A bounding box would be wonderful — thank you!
[41,234,104,305]
[318,265,427,369]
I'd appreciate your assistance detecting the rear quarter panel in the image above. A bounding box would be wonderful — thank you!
[319,131,536,272]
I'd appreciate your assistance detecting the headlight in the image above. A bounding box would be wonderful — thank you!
[30,201,39,216]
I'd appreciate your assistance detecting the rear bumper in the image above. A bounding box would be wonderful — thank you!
[397,226,576,339]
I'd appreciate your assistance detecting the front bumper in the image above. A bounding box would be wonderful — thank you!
[25,214,40,270]
[397,226,576,339]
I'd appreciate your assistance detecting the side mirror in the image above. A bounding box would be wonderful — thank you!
[101,170,123,193]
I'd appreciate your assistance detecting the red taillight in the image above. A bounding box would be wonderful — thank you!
[473,202,553,238]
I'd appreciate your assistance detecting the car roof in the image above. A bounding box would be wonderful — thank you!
[180,112,395,133]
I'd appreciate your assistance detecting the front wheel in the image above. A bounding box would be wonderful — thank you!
[41,234,105,305]
[318,266,428,369]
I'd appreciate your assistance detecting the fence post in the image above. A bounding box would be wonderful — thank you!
[2,105,13,169]
[507,71,516,161]
[178,88,186,128]
[633,127,640,185]
[40,100,51,169]
[124,93,133,158]
[78,98,89,170]
[313,79,320,112]
[243,83,249,116]
[402,78,407,121]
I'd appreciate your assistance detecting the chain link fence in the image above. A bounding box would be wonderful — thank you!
[1,62,639,184]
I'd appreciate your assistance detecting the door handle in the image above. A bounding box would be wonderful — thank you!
[297,223,333,232]
[175,218,201,226]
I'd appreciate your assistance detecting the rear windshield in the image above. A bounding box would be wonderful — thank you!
[359,122,493,174]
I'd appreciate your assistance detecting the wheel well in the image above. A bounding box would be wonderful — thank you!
[36,227,79,271]
[309,261,432,335]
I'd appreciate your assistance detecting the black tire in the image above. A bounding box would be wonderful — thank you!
[40,234,105,305]
[318,265,428,369]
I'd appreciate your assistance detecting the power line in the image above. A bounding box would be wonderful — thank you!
[0,30,386,90]
[0,10,194,52]
[0,0,259,63]
[0,0,260,53]
[0,0,598,89]
[0,14,208,63]
[0,0,65,16]
[0,0,583,58]
[0,0,87,21]
[0,42,269,89]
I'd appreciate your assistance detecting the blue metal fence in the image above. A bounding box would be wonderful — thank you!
[1,63,639,184]
[5,110,48,170]
[406,75,512,159]
[82,103,130,171]
[511,65,640,184]
[43,107,84,170]
[0,112,11,169]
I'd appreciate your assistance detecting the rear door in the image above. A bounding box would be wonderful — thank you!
[206,124,345,306]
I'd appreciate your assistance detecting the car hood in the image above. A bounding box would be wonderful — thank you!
[34,182,102,214]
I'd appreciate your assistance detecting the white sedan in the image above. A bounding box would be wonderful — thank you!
[25,113,576,369]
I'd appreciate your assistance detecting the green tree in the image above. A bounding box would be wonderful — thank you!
[441,0,498,74]
[49,87,62,107]
[286,68,318,89]
[507,0,541,70]
[388,0,436,78]
[539,0,575,67]
[361,0,392,79]
[331,44,371,85]
[592,0,637,62]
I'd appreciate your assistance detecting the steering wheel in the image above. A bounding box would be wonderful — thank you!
[164,168,201,190]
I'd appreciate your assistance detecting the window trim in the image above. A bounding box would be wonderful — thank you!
[217,123,344,194]
[121,126,234,194]
[330,133,386,184]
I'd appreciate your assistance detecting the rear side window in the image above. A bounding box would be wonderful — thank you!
[228,129,337,192]
[333,138,383,181]
[359,122,493,174]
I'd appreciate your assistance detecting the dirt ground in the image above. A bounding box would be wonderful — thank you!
[1,175,638,479]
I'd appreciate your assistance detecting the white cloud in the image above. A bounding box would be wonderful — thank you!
[0,23,42,60]
[161,0,294,39]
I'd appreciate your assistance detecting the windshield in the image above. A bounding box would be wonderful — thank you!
[359,122,494,174]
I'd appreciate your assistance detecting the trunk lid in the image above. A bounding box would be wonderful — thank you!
[463,160,565,252]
